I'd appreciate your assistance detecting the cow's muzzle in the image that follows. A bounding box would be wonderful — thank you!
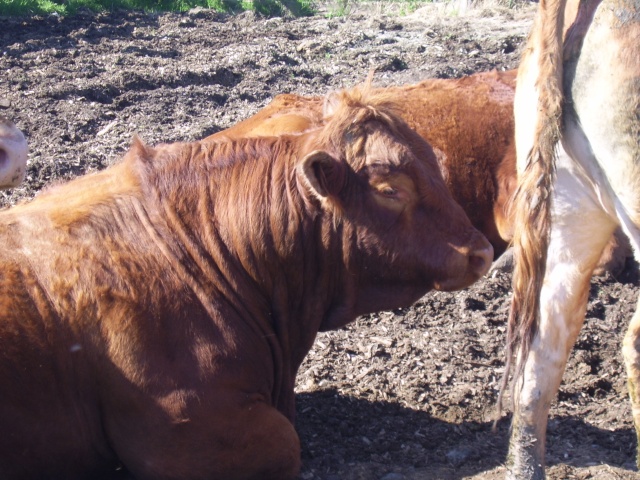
[435,234,494,291]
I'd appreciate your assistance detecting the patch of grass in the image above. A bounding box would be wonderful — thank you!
[324,0,530,18]
[324,0,434,18]
[241,0,314,16]
[0,0,528,18]
[395,0,429,14]
[0,0,314,16]
[325,0,350,17]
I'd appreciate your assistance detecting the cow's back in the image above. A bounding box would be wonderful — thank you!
[214,94,325,140]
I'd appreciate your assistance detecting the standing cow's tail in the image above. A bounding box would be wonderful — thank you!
[496,0,567,419]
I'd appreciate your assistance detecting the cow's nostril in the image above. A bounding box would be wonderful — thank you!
[469,244,494,277]
[433,241,494,292]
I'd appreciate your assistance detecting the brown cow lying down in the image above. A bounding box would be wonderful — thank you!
[0,86,493,479]
[0,117,27,189]
[205,70,632,274]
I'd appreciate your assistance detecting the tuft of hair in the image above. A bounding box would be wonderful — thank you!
[323,77,404,126]
[496,0,566,419]
[316,77,416,165]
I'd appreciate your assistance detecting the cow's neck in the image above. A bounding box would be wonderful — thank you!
[140,138,360,413]
[203,138,360,362]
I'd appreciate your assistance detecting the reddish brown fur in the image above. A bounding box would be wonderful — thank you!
[0,86,493,479]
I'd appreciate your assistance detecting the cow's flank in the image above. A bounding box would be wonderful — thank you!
[0,85,492,479]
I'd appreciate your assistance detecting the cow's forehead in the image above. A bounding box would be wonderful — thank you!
[358,125,421,168]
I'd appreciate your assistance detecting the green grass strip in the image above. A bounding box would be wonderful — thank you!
[0,0,315,17]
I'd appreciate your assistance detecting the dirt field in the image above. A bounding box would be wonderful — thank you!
[1,2,638,479]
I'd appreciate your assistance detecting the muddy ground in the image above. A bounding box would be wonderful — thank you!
[0,2,637,479]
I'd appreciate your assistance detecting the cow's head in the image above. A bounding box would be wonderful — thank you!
[297,86,493,325]
[0,118,27,189]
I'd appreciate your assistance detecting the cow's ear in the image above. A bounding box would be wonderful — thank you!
[323,91,342,119]
[298,150,346,201]
[125,135,153,164]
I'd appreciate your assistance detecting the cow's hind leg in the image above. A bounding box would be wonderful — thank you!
[507,158,618,479]
[205,401,302,480]
[566,0,640,466]
[623,297,640,468]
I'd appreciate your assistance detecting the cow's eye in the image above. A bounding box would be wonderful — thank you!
[381,187,397,197]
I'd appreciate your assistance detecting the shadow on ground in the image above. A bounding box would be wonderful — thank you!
[296,389,636,479]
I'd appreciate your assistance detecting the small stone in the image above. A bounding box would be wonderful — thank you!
[490,248,514,275]
[380,473,404,480]
[445,446,473,467]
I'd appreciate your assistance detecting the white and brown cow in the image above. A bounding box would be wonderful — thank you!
[506,0,640,477]
[0,117,27,189]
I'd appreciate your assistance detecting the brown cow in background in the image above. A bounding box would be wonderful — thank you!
[0,117,27,189]
[0,86,493,479]
[206,69,632,274]
[208,69,517,258]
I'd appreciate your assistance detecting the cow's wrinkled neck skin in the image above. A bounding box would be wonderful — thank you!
[134,135,358,418]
